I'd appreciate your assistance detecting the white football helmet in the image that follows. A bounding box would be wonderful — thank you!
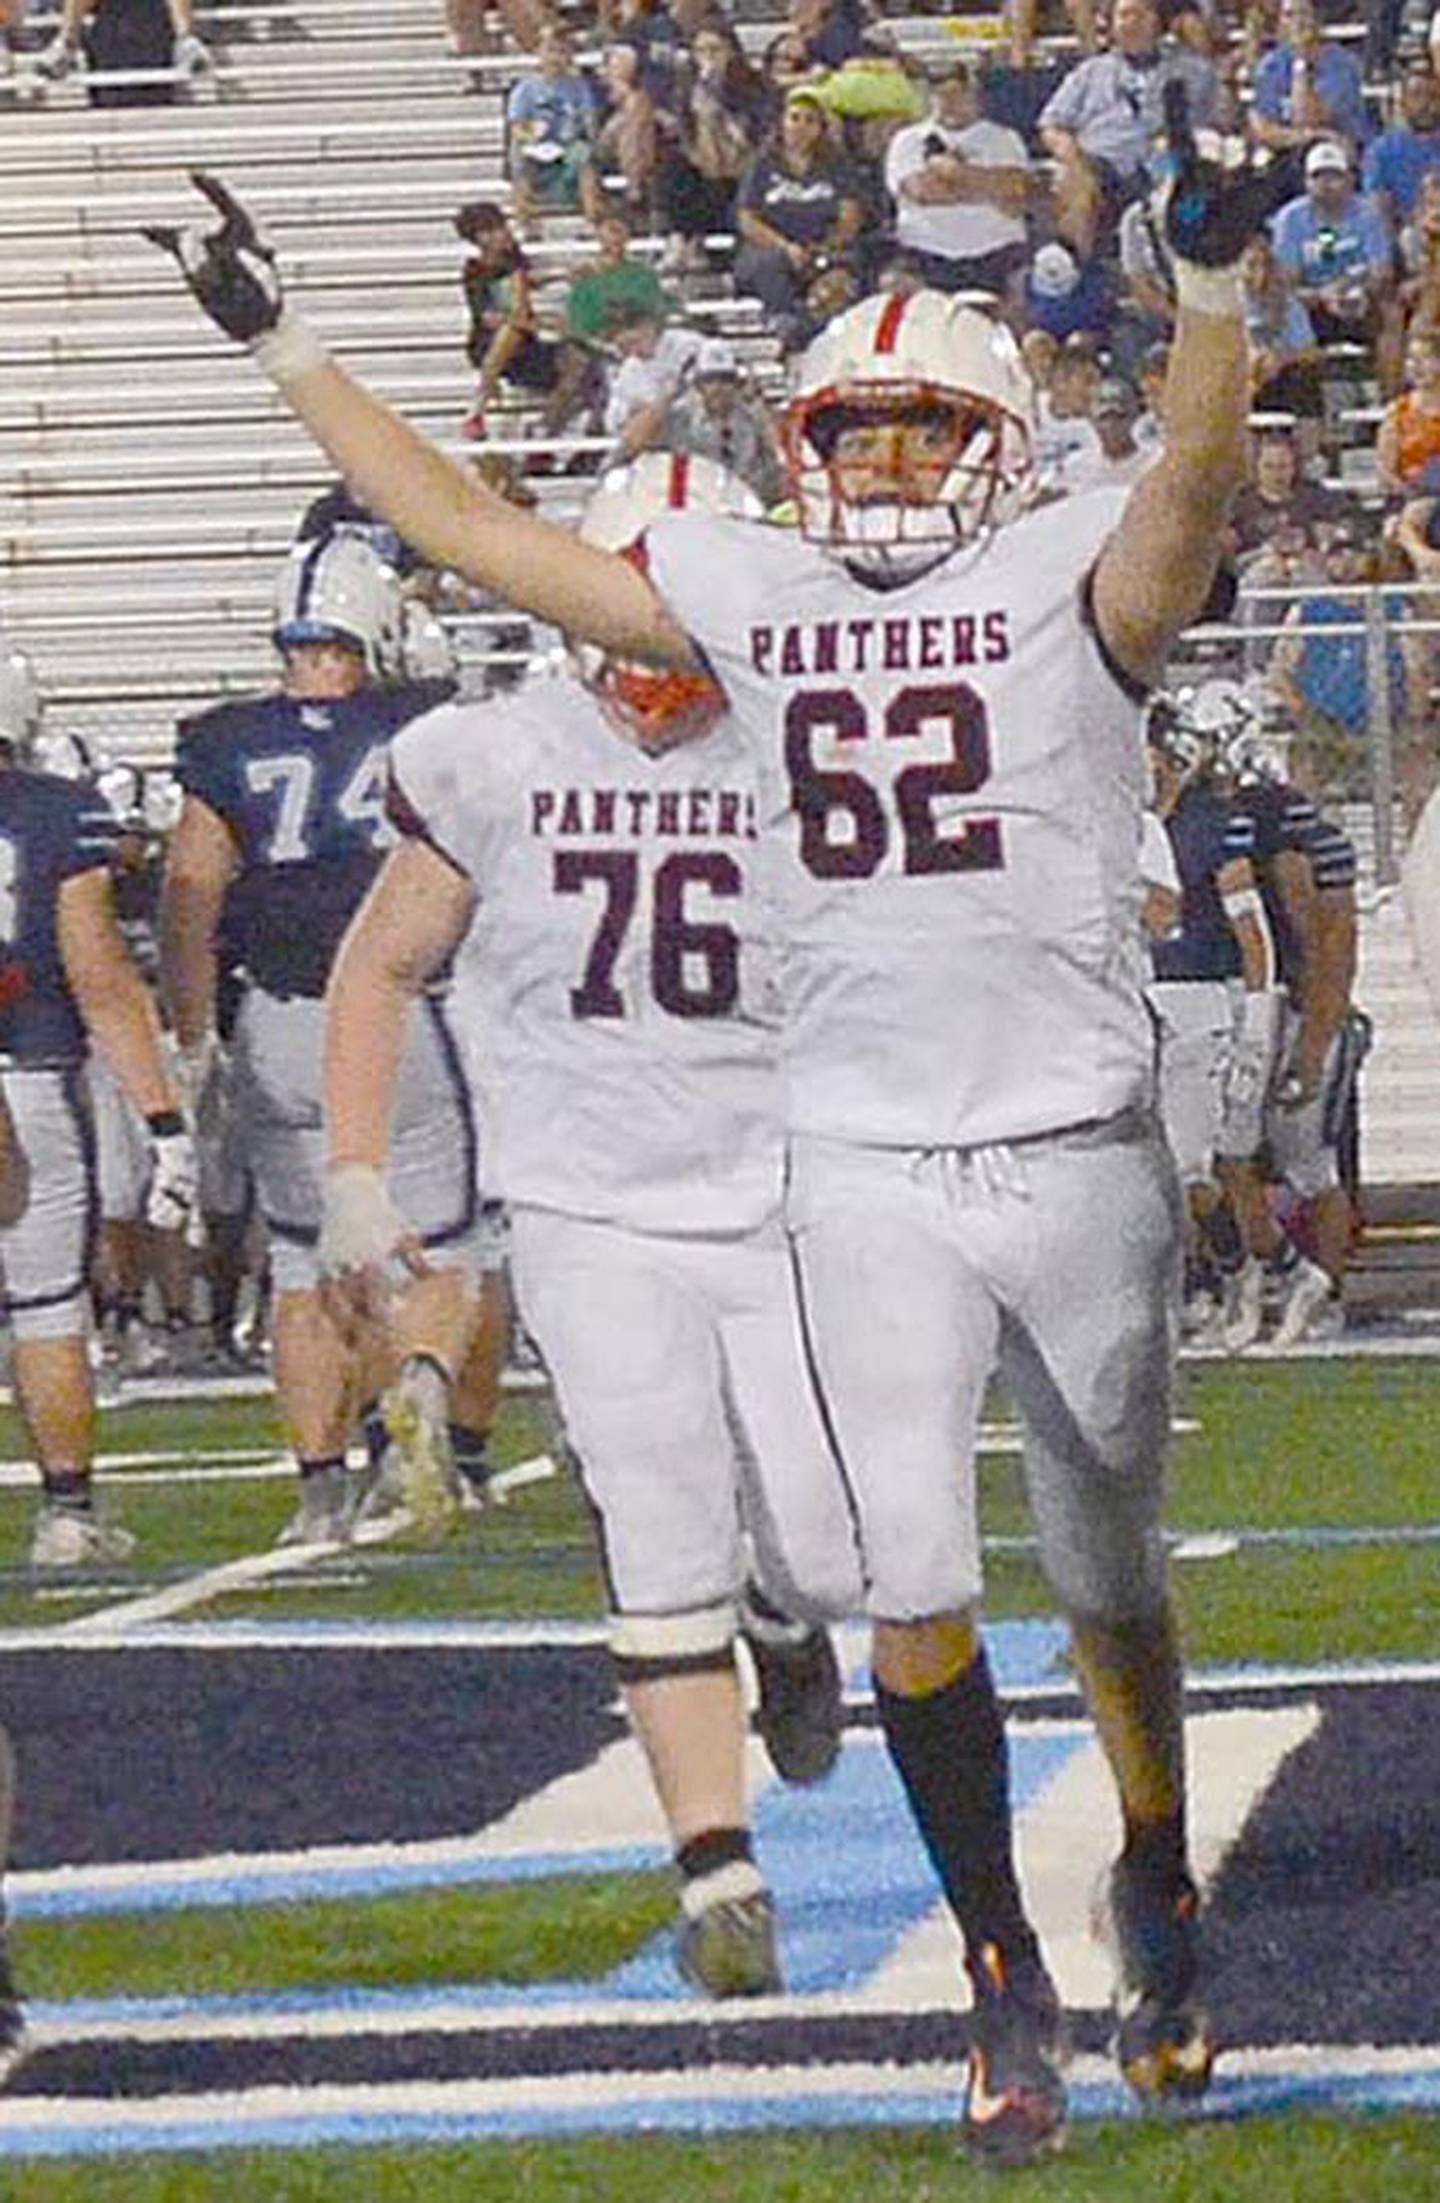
[31,729,96,783]
[0,647,41,762]
[97,762,148,831]
[143,768,183,837]
[1144,693,1215,786]
[272,533,403,677]
[577,452,760,744]
[781,290,1038,584]
[1188,677,1291,784]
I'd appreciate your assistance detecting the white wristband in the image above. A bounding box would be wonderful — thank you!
[1172,259,1244,319]
[252,311,328,386]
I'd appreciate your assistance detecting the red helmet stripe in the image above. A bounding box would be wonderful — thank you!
[873,293,908,356]
[668,451,691,508]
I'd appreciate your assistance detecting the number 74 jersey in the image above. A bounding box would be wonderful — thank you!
[388,677,783,1235]
[644,489,1158,1149]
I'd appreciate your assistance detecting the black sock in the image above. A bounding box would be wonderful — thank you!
[676,1827,753,1883]
[1121,1814,1189,1889]
[1200,1204,1245,1277]
[360,1403,387,1470]
[298,1454,345,1482]
[450,1423,491,1495]
[875,1646,1036,1970]
[1266,1235,1301,1280]
[41,1471,92,1513]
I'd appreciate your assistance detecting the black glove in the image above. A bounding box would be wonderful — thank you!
[142,170,283,343]
[1161,79,1298,269]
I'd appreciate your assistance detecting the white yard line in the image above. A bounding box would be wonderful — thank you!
[0,2043,1435,2151]
[44,1455,559,1638]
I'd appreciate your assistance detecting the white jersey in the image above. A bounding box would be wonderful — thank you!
[389,675,782,1233]
[644,490,1156,1147]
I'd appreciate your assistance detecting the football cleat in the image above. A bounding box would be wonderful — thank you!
[29,1504,136,1570]
[675,1885,782,1999]
[962,1941,1068,2169]
[1269,1257,1339,1351]
[273,1467,351,1549]
[1220,1257,1264,1354]
[33,32,76,78]
[1105,1855,1215,2104]
[739,1596,844,1787]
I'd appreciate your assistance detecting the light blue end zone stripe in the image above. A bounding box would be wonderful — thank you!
[1,2066,1437,2161]
[14,1621,1076,1925]
[22,1725,1084,2029]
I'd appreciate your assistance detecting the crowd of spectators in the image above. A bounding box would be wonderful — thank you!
[15,0,1432,794]
[447,0,1440,796]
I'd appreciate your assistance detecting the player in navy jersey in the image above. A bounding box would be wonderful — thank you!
[160,537,488,1547]
[1214,693,1363,1346]
[0,646,197,1568]
[1145,698,1280,1351]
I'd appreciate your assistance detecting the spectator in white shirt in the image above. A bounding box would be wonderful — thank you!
[1032,336,1106,494]
[602,301,703,459]
[883,58,1033,296]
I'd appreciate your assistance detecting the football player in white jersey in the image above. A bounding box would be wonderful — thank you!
[152,109,1287,2164]
[320,454,862,2000]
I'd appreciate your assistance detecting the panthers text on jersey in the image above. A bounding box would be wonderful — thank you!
[642,489,1155,1147]
[0,769,119,1065]
[174,678,454,999]
[1151,783,1257,985]
[388,676,781,1235]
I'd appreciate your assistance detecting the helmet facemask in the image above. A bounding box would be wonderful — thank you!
[587,653,727,750]
[782,385,1035,585]
[577,550,725,750]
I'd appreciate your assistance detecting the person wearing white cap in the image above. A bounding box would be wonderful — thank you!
[661,338,786,508]
[1270,138,1396,349]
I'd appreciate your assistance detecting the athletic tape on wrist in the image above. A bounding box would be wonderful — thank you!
[252,314,328,385]
[1172,259,1244,318]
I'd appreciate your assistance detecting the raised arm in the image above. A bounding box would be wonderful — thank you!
[146,175,694,671]
[1092,96,1297,687]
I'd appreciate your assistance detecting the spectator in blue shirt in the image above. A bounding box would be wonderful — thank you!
[1012,238,1116,348]
[1362,57,1440,233]
[507,23,603,227]
[1270,139,1394,351]
[1240,231,1323,416]
[1251,0,1370,162]
[1267,521,1425,786]
[1038,0,1217,257]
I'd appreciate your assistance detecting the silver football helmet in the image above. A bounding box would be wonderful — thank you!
[272,533,403,677]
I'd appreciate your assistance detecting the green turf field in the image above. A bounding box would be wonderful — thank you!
[8,2115,1440,2203]
[0,1356,1435,2196]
